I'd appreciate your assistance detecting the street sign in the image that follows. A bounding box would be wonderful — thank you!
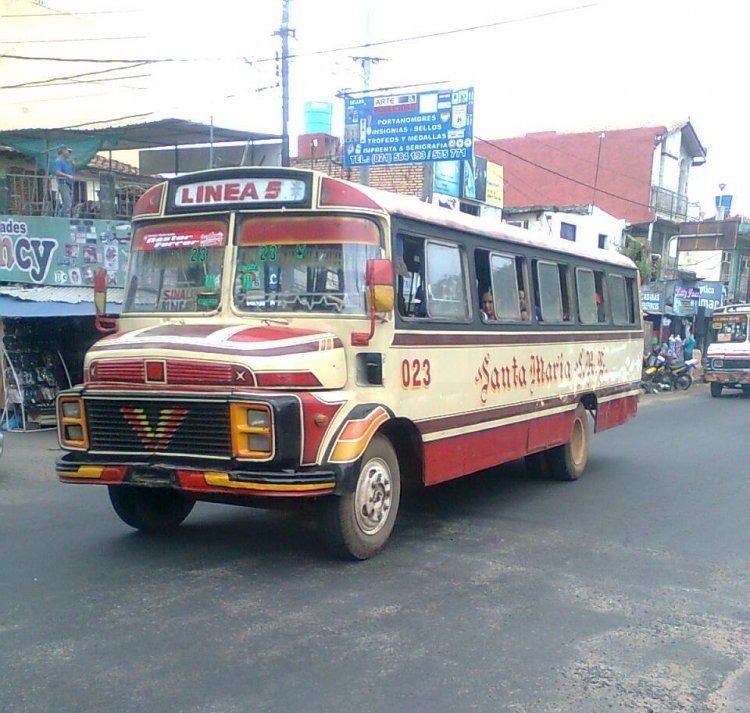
[343,87,474,168]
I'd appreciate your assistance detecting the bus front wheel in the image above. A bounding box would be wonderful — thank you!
[546,403,590,481]
[320,435,401,560]
[108,485,195,532]
[710,383,723,398]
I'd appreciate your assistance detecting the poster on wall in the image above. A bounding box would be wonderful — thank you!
[0,216,131,288]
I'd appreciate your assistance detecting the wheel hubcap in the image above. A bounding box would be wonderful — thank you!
[354,457,393,535]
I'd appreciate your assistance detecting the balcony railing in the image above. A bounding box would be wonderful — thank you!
[4,172,146,219]
[650,185,689,222]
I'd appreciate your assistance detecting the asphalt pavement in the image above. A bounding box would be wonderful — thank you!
[1,382,748,713]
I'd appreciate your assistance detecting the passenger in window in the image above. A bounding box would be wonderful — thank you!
[519,289,529,320]
[480,289,495,321]
[596,292,605,321]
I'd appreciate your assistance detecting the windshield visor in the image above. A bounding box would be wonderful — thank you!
[710,314,748,344]
[125,220,227,313]
[234,216,381,314]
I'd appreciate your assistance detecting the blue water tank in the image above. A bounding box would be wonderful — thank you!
[303,101,333,134]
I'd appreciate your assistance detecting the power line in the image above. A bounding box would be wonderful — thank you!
[0,3,597,65]
[0,62,151,90]
[0,10,140,18]
[1,35,145,45]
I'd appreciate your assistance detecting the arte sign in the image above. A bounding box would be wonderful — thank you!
[344,87,474,167]
[0,217,130,287]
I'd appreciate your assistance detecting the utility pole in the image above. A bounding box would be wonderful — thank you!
[350,55,383,186]
[277,0,293,167]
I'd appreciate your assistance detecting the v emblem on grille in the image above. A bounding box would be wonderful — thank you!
[121,407,189,450]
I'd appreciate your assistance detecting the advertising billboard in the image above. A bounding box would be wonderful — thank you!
[344,87,474,167]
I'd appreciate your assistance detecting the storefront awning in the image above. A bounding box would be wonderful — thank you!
[0,286,123,318]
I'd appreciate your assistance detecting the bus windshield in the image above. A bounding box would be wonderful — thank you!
[710,314,748,344]
[124,220,227,313]
[234,215,381,314]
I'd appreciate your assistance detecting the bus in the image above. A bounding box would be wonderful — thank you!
[56,167,642,559]
[704,303,750,397]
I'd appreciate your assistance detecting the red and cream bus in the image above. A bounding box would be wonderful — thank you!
[57,167,642,559]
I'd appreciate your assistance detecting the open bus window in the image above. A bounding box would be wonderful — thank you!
[711,314,748,343]
[594,271,608,322]
[397,235,427,318]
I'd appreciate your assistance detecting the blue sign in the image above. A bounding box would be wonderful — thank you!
[344,87,474,167]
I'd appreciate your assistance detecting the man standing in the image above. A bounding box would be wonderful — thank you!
[54,145,75,217]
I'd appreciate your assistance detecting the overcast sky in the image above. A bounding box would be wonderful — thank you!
[42,0,750,216]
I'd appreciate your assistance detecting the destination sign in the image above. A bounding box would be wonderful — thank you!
[344,87,474,167]
[173,178,307,208]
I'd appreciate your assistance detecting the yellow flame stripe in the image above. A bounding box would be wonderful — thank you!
[204,472,334,492]
[329,410,389,463]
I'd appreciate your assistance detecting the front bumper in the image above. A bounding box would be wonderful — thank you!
[704,371,750,385]
[57,454,336,498]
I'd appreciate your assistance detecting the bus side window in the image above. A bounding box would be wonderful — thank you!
[396,235,427,318]
[594,270,607,322]
[576,268,597,324]
[608,273,630,325]
[533,259,563,322]
[425,240,469,321]
[489,252,521,321]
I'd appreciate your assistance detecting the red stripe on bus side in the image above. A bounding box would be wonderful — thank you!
[393,330,643,347]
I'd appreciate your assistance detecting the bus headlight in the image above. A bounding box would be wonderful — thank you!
[230,403,274,459]
[58,396,89,450]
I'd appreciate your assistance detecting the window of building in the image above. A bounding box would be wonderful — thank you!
[560,222,577,242]
[598,234,608,250]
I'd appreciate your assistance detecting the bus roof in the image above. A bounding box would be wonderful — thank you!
[351,180,637,270]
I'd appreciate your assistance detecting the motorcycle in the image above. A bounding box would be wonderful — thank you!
[642,353,670,393]
[653,354,698,391]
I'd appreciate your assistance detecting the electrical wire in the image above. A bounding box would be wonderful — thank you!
[0,10,140,18]
[1,36,145,45]
[0,3,597,64]
[475,136,654,211]
[0,62,151,90]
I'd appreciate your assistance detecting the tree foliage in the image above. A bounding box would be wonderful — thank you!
[620,235,655,283]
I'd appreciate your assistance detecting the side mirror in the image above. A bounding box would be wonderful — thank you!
[365,258,395,313]
[93,267,118,333]
[352,259,394,346]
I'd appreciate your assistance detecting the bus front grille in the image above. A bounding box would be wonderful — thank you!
[85,398,232,458]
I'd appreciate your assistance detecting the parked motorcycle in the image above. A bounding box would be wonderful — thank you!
[653,354,698,391]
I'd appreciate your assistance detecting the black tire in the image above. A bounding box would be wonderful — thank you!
[675,373,692,391]
[742,385,750,396]
[525,451,551,478]
[710,383,723,398]
[320,434,401,560]
[546,403,590,481]
[108,485,195,532]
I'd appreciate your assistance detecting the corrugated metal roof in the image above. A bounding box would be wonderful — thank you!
[0,286,124,304]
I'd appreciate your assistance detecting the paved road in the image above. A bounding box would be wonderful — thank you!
[1,384,749,713]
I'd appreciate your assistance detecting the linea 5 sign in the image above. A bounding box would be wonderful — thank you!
[344,87,474,167]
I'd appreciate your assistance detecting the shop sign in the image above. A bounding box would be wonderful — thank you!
[641,282,665,313]
[695,281,724,314]
[0,217,130,288]
[485,162,504,208]
[344,87,474,167]
[672,284,701,316]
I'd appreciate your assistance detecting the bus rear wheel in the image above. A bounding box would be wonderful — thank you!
[108,486,195,532]
[546,403,590,481]
[320,435,401,560]
[710,383,723,398]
